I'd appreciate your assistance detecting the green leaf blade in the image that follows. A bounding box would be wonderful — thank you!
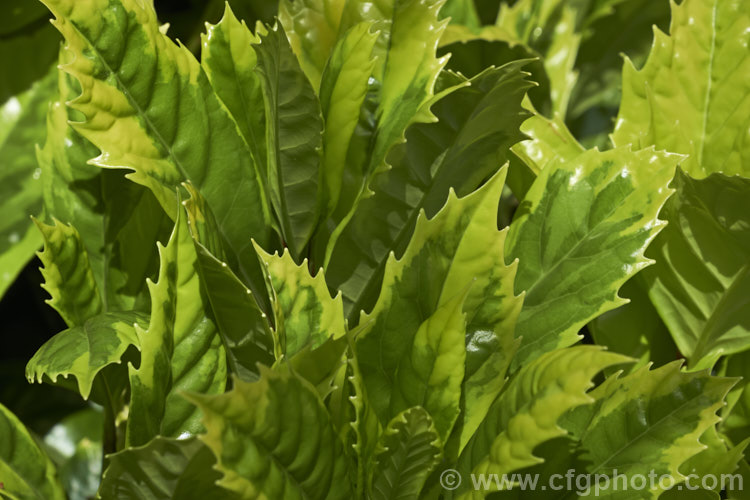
[456,345,631,498]
[505,146,681,367]
[253,23,324,260]
[370,407,442,500]
[0,402,65,500]
[644,171,750,368]
[26,311,145,400]
[127,210,227,447]
[186,367,354,500]
[612,0,750,177]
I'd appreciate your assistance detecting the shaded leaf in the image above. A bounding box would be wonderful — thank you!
[0,402,65,500]
[253,23,324,259]
[644,171,750,369]
[98,437,232,499]
[0,67,56,298]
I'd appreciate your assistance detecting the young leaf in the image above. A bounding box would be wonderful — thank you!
[456,346,631,498]
[505,146,681,368]
[41,0,273,277]
[512,99,584,175]
[612,0,750,177]
[278,0,346,89]
[0,66,56,298]
[326,64,531,318]
[0,402,65,500]
[127,209,227,447]
[439,27,553,116]
[508,99,584,199]
[255,246,346,358]
[568,0,670,122]
[365,0,449,173]
[185,366,354,500]
[495,0,582,117]
[191,242,276,381]
[564,362,736,498]
[98,437,233,499]
[34,219,103,327]
[643,171,750,369]
[202,5,268,185]
[25,311,145,401]
[331,0,451,198]
[370,407,442,500]
[253,23,324,259]
[319,22,378,216]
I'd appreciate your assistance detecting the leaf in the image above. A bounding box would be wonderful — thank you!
[0,66,56,298]
[643,170,750,369]
[127,208,227,447]
[363,0,450,176]
[612,0,750,177]
[185,366,354,500]
[495,0,582,117]
[0,1,58,103]
[438,26,553,116]
[326,63,531,319]
[202,5,267,185]
[41,0,274,291]
[25,311,146,400]
[98,436,234,500]
[440,0,481,30]
[43,408,103,500]
[505,146,681,367]
[567,0,670,121]
[0,402,65,500]
[253,23,324,260]
[191,241,276,381]
[507,99,584,199]
[318,22,378,216]
[370,407,442,500]
[33,219,103,328]
[669,427,749,498]
[512,100,584,175]
[255,246,346,358]
[455,346,630,498]
[357,168,517,442]
[563,362,735,498]
[278,0,346,89]
[723,350,750,446]
[334,0,451,189]
[392,291,468,442]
